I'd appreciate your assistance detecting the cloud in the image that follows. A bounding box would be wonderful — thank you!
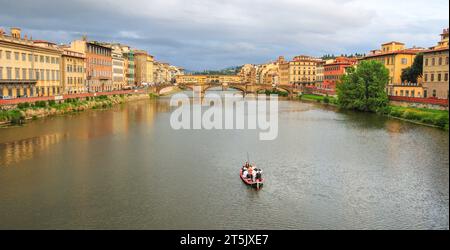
[0,0,448,70]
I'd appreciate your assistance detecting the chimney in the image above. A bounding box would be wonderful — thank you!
[10,27,21,39]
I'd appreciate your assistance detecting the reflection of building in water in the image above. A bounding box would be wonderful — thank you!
[0,133,66,166]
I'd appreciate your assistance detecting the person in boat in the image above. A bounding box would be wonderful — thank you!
[256,169,263,181]
[242,169,248,179]
[247,165,254,180]
[252,166,257,182]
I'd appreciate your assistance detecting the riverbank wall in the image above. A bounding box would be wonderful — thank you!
[0,91,153,126]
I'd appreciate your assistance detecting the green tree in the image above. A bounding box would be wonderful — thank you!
[337,60,390,112]
[401,53,423,83]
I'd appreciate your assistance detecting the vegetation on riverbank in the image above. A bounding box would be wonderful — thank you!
[0,94,150,126]
[384,106,449,130]
[258,89,289,97]
[299,94,337,105]
[337,60,390,113]
[299,93,449,130]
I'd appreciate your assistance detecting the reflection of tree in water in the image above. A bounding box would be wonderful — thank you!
[0,133,67,167]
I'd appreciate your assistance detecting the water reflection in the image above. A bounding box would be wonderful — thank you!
[0,133,67,167]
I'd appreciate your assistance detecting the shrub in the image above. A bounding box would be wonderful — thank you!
[323,96,330,104]
[48,100,56,106]
[434,115,449,129]
[17,102,31,109]
[35,101,47,108]
[8,110,25,125]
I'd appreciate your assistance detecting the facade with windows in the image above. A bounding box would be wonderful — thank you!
[60,48,86,94]
[0,28,62,98]
[289,55,321,87]
[110,44,125,90]
[422,28,449,99]
[70,39,112,92]
[323,57,357,91]
[360,41,425,97]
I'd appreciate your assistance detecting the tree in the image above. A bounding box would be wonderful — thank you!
[401,53,423,83]
[337,60,390,112]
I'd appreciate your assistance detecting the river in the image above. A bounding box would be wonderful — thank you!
[0,91,448,229]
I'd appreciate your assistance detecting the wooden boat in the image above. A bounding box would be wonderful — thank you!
[240,169,264,189]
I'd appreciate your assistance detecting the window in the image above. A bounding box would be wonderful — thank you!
[28,54,33,62]
[445,73,449,82]
[34,55,38,62]
[431,74,435,82]
[0,50,2,59]
[45,56,50,63]
[424,90,428,98]
[433,90,436,98]
[424,74,428,82]
[29,68,33,79]
[14,52,19,60]
[22,68,27,80]
[438,74,442,82]
[15,68,20,79]
[6,51,11,60]
[51,57,55,64]
[46,70,50,81]
[425,58,429,66]
[439,57,443,65]
[40,69,44,80]
[7,67,12,79]
[0,67,2,79]
[432,58,435,66]
[401,58,408,65]
[22,53,26,61]
[40,55,44,63]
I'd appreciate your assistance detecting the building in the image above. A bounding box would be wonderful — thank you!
[238,64,255,84]
[289,55,320,87]
[315,60,326,89]
[153,61,171,85]
[119,45,135,86]
[323,57,357,91]
[278,56,290,86]
[360,41,425,96]
[111,44,126,90]
[60,47,86,94]
[1,27,63,98]
[70,38,112,93]
[422,28,449,99]
[168,65,184,83]
[146,55,154,84]
[134,50,156,86]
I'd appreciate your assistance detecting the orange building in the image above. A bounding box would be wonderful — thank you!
[323,57,357,91]
[70,39,112,92]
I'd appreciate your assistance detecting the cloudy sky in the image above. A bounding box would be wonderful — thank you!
[1,0,448,70]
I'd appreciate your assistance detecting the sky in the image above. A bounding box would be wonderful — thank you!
[0,0,449,70]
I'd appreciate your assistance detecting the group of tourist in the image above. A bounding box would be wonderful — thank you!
[241,162,263,182]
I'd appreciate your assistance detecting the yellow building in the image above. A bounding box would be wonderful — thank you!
[422,28,449,99]
[1,27,62,98]
[289,55,320,87]
[146,55,154,84]
[278,56,290,86]
[134,50,149,86]
[360,41,425,96]
[61,48,86,94]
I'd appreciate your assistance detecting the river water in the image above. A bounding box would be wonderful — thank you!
[0,91,448,229]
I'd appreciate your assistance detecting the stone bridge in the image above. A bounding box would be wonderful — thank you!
[151,83,300,97]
